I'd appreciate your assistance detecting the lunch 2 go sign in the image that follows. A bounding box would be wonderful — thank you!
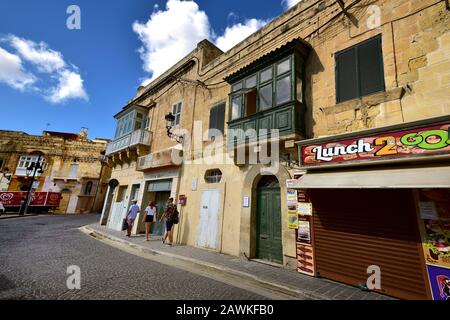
[299,120,450,168]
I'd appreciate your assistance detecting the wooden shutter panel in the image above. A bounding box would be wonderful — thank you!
[209,103,226,138]
[209,106,217,130]
[358,35,385,97]
[208,105,218,139]
[216,103,225,134]
[311,189,429,300]
[336,48,358,103]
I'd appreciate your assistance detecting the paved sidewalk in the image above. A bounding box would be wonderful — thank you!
[83,223,395,301]
[0,213,38,220]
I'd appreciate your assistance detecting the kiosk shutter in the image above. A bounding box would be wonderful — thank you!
[310,189,429,300]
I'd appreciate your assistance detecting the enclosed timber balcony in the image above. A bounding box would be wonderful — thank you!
[105,129,152,156]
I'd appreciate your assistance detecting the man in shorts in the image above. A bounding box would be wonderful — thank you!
[125,200,140,237]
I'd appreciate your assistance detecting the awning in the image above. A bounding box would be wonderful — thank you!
[297,166,450,189]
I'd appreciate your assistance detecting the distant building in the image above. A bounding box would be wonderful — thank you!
[0,128,111,213]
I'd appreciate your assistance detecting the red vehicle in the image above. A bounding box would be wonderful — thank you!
[0,191,62,214]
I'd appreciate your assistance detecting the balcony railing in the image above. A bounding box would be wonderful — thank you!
[105,129,152,156]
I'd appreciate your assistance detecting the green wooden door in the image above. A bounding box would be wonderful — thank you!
[256,177,282,264]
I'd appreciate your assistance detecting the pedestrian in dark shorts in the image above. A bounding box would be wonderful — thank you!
[160,197,177,246]
[125,200,140,237]
[142,201,156,241]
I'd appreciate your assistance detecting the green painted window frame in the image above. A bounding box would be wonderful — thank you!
[229,54,295,122]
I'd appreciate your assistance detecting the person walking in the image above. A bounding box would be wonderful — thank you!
[125,200,140,237]
[160,197,178,246]
[142,201,156,241]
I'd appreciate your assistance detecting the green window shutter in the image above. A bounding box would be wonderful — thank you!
[209,103,226,138]
[336,47,358,103]
[358,35,385,97]
[216,103,225,134]
[336,35,385,103]
[209,105,217,139]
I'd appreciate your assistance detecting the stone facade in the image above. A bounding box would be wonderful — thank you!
[103,0,450,268]
[0,129,111,213]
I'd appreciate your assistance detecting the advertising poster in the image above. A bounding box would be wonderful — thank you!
[419,189,450,269]
[297,202,313,216]
[296,243,315,276]
[287,189,297,202]
[287,189,297,211]
[297,217,311,245]
[288,211,299,229]
[286,179,302,189]
[426,264,450,300]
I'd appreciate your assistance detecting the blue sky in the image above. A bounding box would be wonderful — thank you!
[0,0,300,139]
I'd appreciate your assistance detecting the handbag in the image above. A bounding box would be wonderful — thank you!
[173,210,179,224]
[121,218,129,231]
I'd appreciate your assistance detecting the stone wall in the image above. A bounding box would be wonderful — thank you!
[0,130,110,213]
[108,0,450,262]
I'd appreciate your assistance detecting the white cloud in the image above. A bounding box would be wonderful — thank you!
[0,35,88,103]
[9,36,66,73]
[0,47,36,90]
[47,70,88,104]
[215,18,268,52]
[133,0,269,84]
[282,0,302,10]
[133,0,212,83]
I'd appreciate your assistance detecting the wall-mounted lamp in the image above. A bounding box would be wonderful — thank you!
[165,112,184,144]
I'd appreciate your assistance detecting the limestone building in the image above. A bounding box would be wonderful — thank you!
[101,0,450,300]
[0,128,111,213]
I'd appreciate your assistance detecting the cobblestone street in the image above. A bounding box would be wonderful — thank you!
[0,215,266,300]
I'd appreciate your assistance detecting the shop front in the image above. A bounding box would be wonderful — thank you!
[291,115,450,300]
[133,148,181,236]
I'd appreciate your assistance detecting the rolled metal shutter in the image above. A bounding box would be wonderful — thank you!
[310,189,429,300]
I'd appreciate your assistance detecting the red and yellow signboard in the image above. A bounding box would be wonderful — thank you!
[300,123,450,167]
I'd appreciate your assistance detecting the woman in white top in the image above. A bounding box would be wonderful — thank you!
[142,201,157,241]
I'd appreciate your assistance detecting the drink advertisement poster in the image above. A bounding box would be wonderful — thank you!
[427,264,450,300]
[419,189,450,269]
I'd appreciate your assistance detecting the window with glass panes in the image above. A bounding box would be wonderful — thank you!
[114,109,148,139]
[18,155,46,170]
[229,55,294,120]
[172,102,183,126]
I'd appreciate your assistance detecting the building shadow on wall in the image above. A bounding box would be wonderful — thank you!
[304,48,325,139]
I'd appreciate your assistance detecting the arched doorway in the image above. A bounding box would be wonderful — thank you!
[256,175,282,264]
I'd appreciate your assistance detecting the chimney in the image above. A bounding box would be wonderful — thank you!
[79,127,88,140]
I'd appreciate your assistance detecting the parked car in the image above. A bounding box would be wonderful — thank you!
[0,201,5,215]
